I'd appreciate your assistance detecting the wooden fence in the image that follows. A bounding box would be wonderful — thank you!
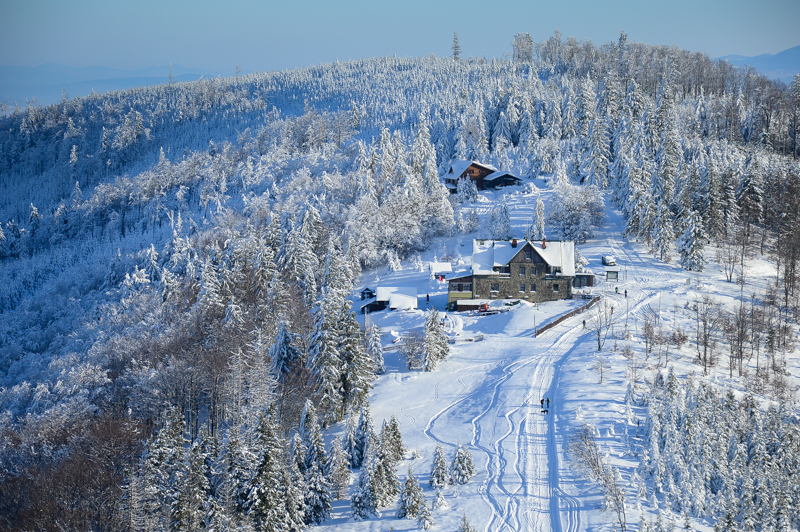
[535,296,600,337]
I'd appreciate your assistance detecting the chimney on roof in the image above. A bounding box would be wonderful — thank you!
[542,237,547,249]
[511,238,517,248]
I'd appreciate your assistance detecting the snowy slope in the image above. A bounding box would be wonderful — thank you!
[317,184,799,532]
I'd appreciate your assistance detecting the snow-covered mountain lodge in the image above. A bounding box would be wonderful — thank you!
[447,238,575,310]
[442,160,522,191]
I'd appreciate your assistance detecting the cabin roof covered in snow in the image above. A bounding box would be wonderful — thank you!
[429,262,453,273]
[447,270,473,281]
[376,286,418,309]
[483,170,521,182]
[471,239,575,277]
[448,160,497,178]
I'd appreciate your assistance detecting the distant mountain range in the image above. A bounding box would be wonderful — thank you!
[0,63,219,108]
[717,45,800,85]
[2,45,798,110]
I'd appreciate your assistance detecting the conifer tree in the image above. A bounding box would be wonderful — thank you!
[245,408,294,532]
[269,320,301,381]
[380,415,405,463]
[170,438,211,532]
[366,322,385,374]
[303,460,332,525]
[307,290,344,425]
[676,210,707,272]
[417,499,435,530]
[429,443,452,488]
[299,400,327,474]
[396,469,425,519]
[328,436,352,500]
[371,442,400,507]
[450,443,476,484]
[423,308,450,371]
[350,463,378,520]
[337,300,372,413]
[458,512,478,532]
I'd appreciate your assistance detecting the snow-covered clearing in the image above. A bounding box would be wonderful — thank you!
[318,184,798,532]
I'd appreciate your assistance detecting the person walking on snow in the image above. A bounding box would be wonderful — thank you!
[546,397,550,408]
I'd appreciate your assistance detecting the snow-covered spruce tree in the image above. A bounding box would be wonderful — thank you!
[651,201,674,262]
[142,408,188,531]
[456,176,479,203]
[423,308,449,371]
[429,443,452,488]
[485,198,513,240]
[245,408,303,532]
[170,437,211,532]
[371,440,400,507]
[303,460,332,525]
[676,210,707,272]
[450,443,476,485]
[307,289,344,425]
[458,512,478,532]
[341,410,359,467]
[396,469,425,519]
[434,488,448,509]
[336,299,372,414]
[299,399,327,474]
[380,415,405,463]
[534,192,546,240]
[269,320,302,381]
[350,462,378,520]
[327,436,351,500]
[416,499,435,530]
[351,406,375,469]
[365,322,385,374]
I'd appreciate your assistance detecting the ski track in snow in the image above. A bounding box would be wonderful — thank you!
[424,315,586,532]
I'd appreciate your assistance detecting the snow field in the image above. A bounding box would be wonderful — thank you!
[319,185,798,532]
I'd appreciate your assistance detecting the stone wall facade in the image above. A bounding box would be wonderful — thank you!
[472,272,571,302]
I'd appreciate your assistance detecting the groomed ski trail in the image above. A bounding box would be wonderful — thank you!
[424,315,585,532]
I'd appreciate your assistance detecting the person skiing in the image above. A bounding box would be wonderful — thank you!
[540,398,544,408]
[582,319,586,328]
[615,286,619,294]
[546,397,550,408]
[624,289,628,298]
[426,293,430,303]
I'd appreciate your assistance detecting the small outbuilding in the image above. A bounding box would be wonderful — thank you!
[360,287,376,300]
[361,286,418,314]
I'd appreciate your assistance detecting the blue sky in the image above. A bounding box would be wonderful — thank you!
[2,0,798,75]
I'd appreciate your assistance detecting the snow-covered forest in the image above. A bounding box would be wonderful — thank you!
[0,31,799,531]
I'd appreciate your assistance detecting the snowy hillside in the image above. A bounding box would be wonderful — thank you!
[0,32,798,531]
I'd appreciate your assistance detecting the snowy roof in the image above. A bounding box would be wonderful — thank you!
[471,239,575,277]
[429,262,453,274]
[604,266,621,272]
[447,270,473,282]
[448,160,497,178]
[376,286,418,309]
[483,170,521,182]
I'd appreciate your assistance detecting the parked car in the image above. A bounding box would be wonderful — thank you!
[601,255,617,266]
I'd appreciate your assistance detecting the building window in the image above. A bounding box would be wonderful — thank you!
[553,284,559,292]
[532,284,536,292]
[490,283,499,292]
[525,251,531,260]
[519,266,525,275]
[520,284,526,293]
